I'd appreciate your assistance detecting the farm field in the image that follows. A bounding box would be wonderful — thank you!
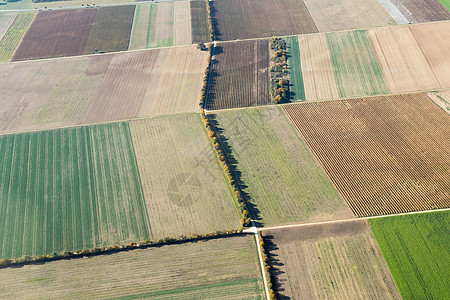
[33,0,134,9]
[0,0,31,10]
[206,40,270,110]
[262,220,400,299]
[326,30,389,98]
[287,36,305,101]
[395,0,450,22]
[129,2,192,50]
[83,5,135,54]
[0,12,17,40]
[129,113,240,239]
[190,0,210,43]
[0,123,151,259]
[0,235,265,299]
[368,25,441,93]
[426,89,450,113]
[0,46,207,134]
[438,0,450,11]
[283,93,450,217]
[213,107,354,227]
[212,0,317,40]
[0,12,35,63]
[297,33,339,101]
[370,211,450,299]
[303,0,396,32]
[12,9,97,61]
[378,0,417,24]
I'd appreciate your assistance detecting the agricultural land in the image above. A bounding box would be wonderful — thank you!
[0,12,17,40]
[370,211,450,299]
[211,0,317,40]
[0,235,265,299]
[207,40,270,110]
[303,0,396,32]
[394,0,450,22]
[286,36,305,101]
[0,123,151,259]
[438,0,450,11]
[190,0,210,43]
[283,93,450,217]
[0,12,35,63]
[213,107,354,226]
[129,113,241,240]
[0,46,207,134]
[427,89,450,113]
[262,220,400,299]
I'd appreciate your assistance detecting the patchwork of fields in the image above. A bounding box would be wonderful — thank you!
[0,12,35,62]
[0,235,265,299]
[213,107,354,226]
[0,46,208,134]
[0,123,151,259]
[283,93,450,217]
[370,211,450,299]
[262,220,400,299]
[206,40,270,110]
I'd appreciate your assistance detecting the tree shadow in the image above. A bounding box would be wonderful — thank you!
[206,114,263,227]
[209,2,222,40]
[262,234,291,300]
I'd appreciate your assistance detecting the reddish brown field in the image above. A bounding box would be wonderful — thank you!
[212,0,317,40]
[206,40,270,110]
[398,0,450,22]
[12,9,97,61]
[283,93,450,217]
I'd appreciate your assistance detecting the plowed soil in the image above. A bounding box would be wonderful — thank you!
[397,0,450,22]
[283,93,450,217]
[12,9,96,61]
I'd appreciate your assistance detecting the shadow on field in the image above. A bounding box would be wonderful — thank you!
[206,46,223,110]
[209,2,222,40]
[262,234,291,300]
[207,114,263,227]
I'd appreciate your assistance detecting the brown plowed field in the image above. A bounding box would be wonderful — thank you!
[212,0,317,40]
[298,34,339,101]
[262,220,400,299]
[410,21,450,89]
[12,9,97,61]
[397,0,450,22]
[283,93,450,217]
[206,40,270,110]
[368,26,440,93]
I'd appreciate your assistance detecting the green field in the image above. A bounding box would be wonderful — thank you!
[129,4,157,49]
[0,12,34,62]
[326,30,389,98]
[213,107,354,226]
[0,123,151,259]
[287,36,305,101]
[0,0,32,10]
[190,0,209,43]
[438,0,450,11]
[0,235,264,299]
[0,12,17,39]
[84,5,135,54]
[370,211,450,299]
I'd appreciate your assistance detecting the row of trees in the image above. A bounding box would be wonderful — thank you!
[259,234,277,299]
[270,37,290,104]
[206,1,214,40]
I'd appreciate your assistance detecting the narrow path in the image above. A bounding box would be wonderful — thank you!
[245,207,450,233]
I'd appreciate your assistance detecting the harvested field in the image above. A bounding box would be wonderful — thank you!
[368,25,440,93]
[262,220,400,299]
[410,21,450,89]
[303,0,396,32]
[0,57,103,134]
[129,2,192,50]
[83,46,208,123]
[0,123,151,259]
[213,107,354,227]
[190,0,209,43]
[129,114,240,239]
[370,211,450,299]
[34,0,131,9]
[397,0,450,22]
[212,0,317,40]
[0,12,34,63]
[12,9,96,61]
[0,12,17,40]
[379,0,418,23]
[0,235,264,299]
[326,30,389,98]
[84,5,135,54]
[298,33,339,101]
[206,40,270,110]
[283,93,450,217]
[287,36,305,101]
[426,90,450,113]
